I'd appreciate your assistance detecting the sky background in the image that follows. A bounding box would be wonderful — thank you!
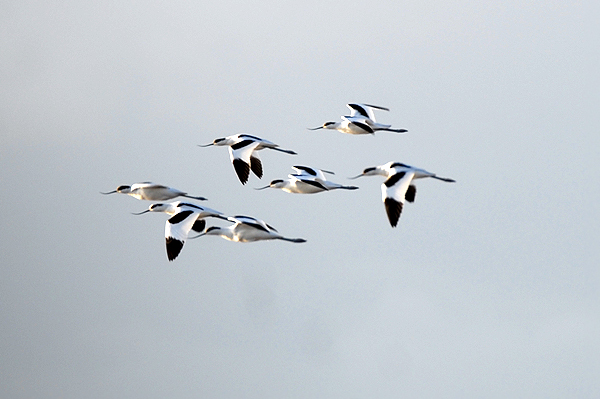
[1,0,599,398]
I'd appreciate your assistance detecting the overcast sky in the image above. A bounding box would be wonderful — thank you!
[1,1,599,398]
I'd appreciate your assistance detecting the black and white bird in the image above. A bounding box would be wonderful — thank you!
[350,162,455,227]
[308,103,408,135]
[194,215,306,243]
[132,201,227,261]
[199,134,297,185]
[256,165,359,194]
[101,182,207,201]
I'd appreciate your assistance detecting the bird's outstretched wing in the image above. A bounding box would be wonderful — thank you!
[228,140,261,184]
[381,171,415,227]
[165,209,199,261]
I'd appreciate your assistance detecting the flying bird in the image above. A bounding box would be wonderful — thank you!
[199,134,297,185]
[193,215,306,243]
[308,103,408,135]
[132,201,227,261]
[350,162,455,227]
[256,165,359,194]
[101,182,207,201]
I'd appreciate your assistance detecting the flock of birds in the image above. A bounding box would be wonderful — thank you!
[102,103,455,261]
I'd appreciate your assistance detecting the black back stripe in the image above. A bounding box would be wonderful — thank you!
[350,120,374,133]
[177,202,203,210]
[231,139,256,150]
[348,104,369,118]
[295,166,316,176]
[266,223,277,232]
[384,172,406,187]
[363,103,389,111]
[301,179,327,190]
[244,221,270,233]
[169,210,194,225]
[239,134,262,141]
[390,162,409,168]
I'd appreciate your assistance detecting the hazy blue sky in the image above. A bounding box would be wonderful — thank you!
[1,1,599,398]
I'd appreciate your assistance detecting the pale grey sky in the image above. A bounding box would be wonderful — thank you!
[1,0,599,398]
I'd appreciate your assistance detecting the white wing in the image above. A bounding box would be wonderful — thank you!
[165,209,200,261]
[380,171,415,227]
[291,165,333,182]
[341,116,375,134]
[229,215,277,232]
[228,140,261,184]
[228,140,260,163]
[346,103,389,122]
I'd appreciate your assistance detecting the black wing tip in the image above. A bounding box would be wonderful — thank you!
[405,185,416,203]
[232,159,250,184]
[192,218,206,233]
[250,156,263,178]
[166,237,184,261]
[384,198,403,227]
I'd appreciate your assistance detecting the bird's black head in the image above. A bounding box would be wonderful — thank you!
[116,185,130,192]
[270,179,284,185]
[363,167,376,174]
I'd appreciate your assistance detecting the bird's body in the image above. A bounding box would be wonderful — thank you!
[101,182,207,201]
[196,215,306,243]
[199,134,296,185]
[256,166,358,194]
[133,201,226,261]
[350,162,455,227]
[309,103,407,135]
